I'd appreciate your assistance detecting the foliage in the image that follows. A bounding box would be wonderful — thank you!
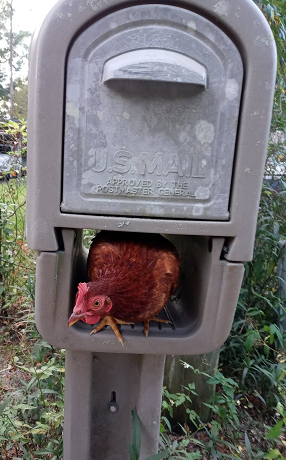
[13,79,28,120]
[83,229,99,249]
[0,0,10,100]
[162,362,286,459]
[0,1,30,68]
[0,177,64,459]
[162,383,200,429]
[0,121,28,317]
[159,434,202,460]
[129,410,199,460]
[0,0,30,117]
[1,119,27,158]
[262,0,286,177]
[0,338,65,459]
[214,3,286,457]
[0,180,30,316]
[220,181,286,406]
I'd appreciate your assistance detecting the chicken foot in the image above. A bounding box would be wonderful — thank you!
[144,317,170,337]
[90,316,134,346]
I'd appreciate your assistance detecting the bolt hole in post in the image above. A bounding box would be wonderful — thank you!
[107,391,119,413]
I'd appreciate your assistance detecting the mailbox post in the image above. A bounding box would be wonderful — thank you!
[27,1,276,459]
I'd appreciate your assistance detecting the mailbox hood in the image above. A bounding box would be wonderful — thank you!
[62,5,243,221]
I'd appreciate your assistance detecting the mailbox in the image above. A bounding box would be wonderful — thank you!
[27,1,276,458]
[27,0,276,356]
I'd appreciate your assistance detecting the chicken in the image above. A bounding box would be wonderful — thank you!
[68,231,180,345]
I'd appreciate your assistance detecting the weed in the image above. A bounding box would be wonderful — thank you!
[0,337,65,459]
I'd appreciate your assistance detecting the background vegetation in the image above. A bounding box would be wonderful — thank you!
[0,0,30,118]
[0,0,285,459]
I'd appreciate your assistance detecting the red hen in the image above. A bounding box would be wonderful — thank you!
[68,231,180,345]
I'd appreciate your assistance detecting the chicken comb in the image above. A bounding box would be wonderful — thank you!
[77,282,88,295]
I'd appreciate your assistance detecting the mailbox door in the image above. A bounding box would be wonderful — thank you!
[62,5,243,221]
[35,230,244,355]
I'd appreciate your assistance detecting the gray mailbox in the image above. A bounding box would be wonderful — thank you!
[27,0,276,459]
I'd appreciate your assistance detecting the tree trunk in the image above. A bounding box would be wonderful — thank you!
[164,350,220,431]
[9,0,13,118]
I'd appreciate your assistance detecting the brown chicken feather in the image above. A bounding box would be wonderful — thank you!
[87,232,180,322]
[68,231,180,344]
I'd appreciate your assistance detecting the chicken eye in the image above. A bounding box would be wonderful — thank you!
[94,300,100,307]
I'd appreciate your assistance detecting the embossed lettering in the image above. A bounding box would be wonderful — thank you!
[158,188,195,197]
[181,156,191,178]
[192,155,207,178]
[163,154,184,177]
[172,181,189,189]
[139,152,163,176]
[88,149,210,180]
[90,149,107,172]
[113,150,132,174]
[157,180,167,187]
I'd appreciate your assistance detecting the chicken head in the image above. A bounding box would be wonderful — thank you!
[67,282,112,326]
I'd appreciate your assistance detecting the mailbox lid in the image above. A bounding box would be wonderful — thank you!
[62,5,243,220]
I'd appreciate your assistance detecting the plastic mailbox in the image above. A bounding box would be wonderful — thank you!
[26,1,276,459]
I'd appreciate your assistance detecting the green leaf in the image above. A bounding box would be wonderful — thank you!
[14,404,36,410]
[266,420,284,439]
[161,416,172,432]
[131,410,141,459]
[34,448,55,454]
[245,330,259,351]
[33,433,41,445]
[218,405,227,419]
[203,403,218,413]
[145,452,170,460]
[41,389,61,395]
[174,394,186,407]
[0,398,9,416]
[269,324,284,347]
[188,438,205,448]
[265,449,286,459]
[186,409,200,427]
[184,453,202,459]
[187,383,196,391]
[244,432,253,456]
[276,402,284,417]
[128,443,138,460]
[225,377,238,387]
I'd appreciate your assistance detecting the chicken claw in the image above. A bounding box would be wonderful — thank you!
[143,317,170,337]
[90,316,134,346]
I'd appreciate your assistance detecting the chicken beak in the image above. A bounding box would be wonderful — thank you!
[68,312,86,327]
